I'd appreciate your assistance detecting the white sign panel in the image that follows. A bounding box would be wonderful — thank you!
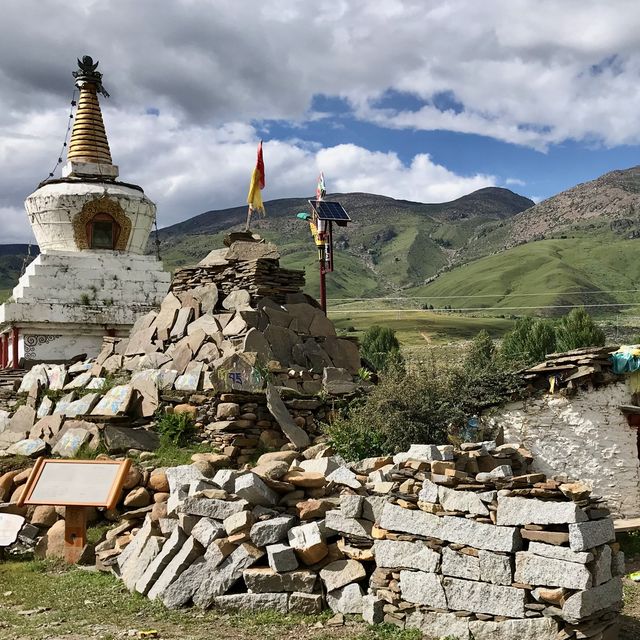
[21,459,130,508]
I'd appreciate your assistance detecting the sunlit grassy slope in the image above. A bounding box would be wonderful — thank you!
[406,237,640,315]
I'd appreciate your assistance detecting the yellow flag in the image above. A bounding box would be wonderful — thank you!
[247,166,264,213]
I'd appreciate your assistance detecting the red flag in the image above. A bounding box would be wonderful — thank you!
[256,140,265,189]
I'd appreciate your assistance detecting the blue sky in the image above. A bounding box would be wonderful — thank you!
[2,0,640,242]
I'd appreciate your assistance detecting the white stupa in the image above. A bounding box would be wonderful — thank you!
[0,56,170,367]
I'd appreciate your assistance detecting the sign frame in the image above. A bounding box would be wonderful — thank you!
[18,458,131,511]
[17,458,131,563]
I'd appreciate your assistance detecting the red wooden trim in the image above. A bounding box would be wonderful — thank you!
[11,326,18,369]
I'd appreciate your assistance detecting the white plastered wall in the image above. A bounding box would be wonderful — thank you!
[490,381,640,518]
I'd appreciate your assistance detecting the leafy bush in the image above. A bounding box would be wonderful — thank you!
[326,359,522,460]
[500,316,557,367]
[500,308,605,367]
[464,330,496,370]
[156,411,196,446]
[556,307,605,351]
[361,325,403,371]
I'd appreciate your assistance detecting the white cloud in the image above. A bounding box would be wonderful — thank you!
[505,178,526,187]
[1,0,639,240]
[0,108,495,241]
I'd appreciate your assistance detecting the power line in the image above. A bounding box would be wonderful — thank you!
[328,288,640,301]
[328,302,640,313]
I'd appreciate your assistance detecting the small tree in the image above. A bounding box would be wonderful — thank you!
[360,325,402,371]
[500,317,557,367]
[464,330,496,371]
[556,307,605,351]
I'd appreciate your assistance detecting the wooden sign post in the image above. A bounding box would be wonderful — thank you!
[18,458,131,563]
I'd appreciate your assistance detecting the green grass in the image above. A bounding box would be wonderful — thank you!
[0,559,422,640]
[407,237,640,315]
[144,440,220,467]
[330,309,514,345]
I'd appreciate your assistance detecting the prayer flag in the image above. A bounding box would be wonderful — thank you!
[316,172,326,201]
[247,141,266,213]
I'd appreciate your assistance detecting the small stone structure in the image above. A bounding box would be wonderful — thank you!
[488,346,640,518]
[46,441,619,640]
[0,56,169,367]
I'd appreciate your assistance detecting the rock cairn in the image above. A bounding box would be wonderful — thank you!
[108,441,622,640]
[112,446,381,614]
[170,239,305,304]
[0,235,364,461]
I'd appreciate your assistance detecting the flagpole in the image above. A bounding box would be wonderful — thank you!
[245,204,253,231]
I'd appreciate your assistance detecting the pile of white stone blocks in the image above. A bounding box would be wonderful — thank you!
[366,442,623,640]
[112,441,624,640]
[114,452,384,614]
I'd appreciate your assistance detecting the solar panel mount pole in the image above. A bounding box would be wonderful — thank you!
[320,261,327,313]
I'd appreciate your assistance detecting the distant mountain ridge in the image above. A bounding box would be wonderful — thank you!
[155,188,533,299]
[505,166,640,246]
[4,166,640,314]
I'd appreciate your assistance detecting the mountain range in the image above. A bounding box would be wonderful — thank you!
[2,165,640,315]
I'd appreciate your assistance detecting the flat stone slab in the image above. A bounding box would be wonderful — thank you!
[439,485,489,516]
[468,617,560,640]
[441,546,480,580]
[374,540,440,572]
[177,496,248,520]
[265,383,310,449]
[243,567,317,593]
[399,570,447,608]
[497,495,587,526]
[562,577,623,620]
[443,576,526,618]
[568,518,615,551]
[380,503,521,553]
[51,427,92,457]
[514,551,592,590]
[7,438,47,458]
[319,559,366,592]
[212,592,289,614]
[526,541,593,564]
[91,385,134,416]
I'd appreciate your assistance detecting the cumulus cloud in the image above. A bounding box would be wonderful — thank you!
[0,0,638,240]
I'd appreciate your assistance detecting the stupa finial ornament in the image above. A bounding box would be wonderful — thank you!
[72,55,110,98]
[65,54,116,176]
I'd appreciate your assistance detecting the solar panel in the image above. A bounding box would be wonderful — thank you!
[309,200,351,223]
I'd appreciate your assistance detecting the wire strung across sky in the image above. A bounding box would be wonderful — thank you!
[328,288,640,301]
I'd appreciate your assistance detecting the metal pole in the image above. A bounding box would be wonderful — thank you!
[320,264,327,314]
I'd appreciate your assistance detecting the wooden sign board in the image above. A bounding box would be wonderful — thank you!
[18,458,131,511]
[17,458,131,563]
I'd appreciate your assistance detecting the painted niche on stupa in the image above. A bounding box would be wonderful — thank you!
[72,196,132,250]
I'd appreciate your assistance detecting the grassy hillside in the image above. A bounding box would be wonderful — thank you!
[408,237,640,315]
[157,189,531,296]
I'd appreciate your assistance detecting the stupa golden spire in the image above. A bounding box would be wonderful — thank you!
[67,56,113,166]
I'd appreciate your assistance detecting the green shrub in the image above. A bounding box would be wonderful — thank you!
[156,411,196,446]
[361,325,403,371]
[500,316,557,367]
[326,359,522,460]
[464,329,496,370]
[555,307,605,351]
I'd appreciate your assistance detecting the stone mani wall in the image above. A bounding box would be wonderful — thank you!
[112,442,623,640]
[491,382,640,518]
